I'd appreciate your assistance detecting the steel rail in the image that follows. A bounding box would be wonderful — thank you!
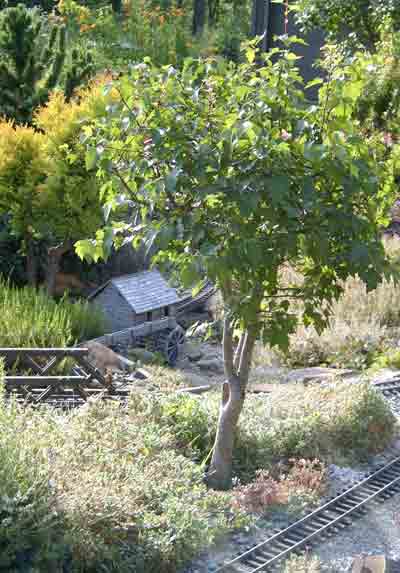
[215,380,400,573]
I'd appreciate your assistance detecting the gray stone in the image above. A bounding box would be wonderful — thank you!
[176,385,213,395]
[197,357,224,374]
[286,367,356,384]
[185,343,204,362]
[181,372,215,388]
[190,322,209,338]
[128,348,157,364]
[132,368,150,380]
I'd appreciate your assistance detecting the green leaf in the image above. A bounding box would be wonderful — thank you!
[269,175,290,205]
[85,148,97,171]
[75,239,95,262]
[245,47,256,64]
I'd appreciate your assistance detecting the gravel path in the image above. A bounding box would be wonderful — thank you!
[315,493,400,572]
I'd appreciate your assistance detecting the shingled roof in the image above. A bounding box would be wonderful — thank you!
[89,270,180,314]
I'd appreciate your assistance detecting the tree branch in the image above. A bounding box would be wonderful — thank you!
[223,311,235,381]
[238,327,258,388]
[233,331,245,373]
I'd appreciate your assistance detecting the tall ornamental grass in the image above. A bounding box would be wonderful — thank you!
[0,279,105,346]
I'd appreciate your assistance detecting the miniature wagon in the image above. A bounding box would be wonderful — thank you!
[88,270,186,365]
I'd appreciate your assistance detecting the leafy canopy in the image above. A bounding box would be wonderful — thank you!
[294,0,400,51]
[79,40,395,348]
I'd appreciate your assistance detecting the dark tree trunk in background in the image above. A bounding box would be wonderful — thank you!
[192,0,206,35]
[26,238,38,287]
[208,0,220,26]
[111,0,122,13]
[251,0,269,52]
[46,241,72,297]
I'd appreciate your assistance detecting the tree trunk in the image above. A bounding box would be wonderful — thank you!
[45,241,72,297]
[205,309,258,490]
[206,378,245,490]
[251,0,270,52]
[26,238,38,287]
[111,0,122,13]
[192,0,206,36]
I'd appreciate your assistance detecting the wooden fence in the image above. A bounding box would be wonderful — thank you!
[0,348,130,407]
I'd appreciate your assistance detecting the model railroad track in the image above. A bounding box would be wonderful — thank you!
[216,380,400,573]
[216,456,400,572]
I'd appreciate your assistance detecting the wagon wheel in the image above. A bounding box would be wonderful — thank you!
[157,325,186,366]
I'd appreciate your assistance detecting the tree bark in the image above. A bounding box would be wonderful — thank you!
[206,378,245,490]
[45,240,72,297]
[206,309,258,490]
[25,238,38,287]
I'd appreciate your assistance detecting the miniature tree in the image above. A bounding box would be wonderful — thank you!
[0,4,93,125]
[79,42,395,489]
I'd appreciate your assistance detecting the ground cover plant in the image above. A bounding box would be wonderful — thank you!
[0,371,394,571]
[0,381,247,573]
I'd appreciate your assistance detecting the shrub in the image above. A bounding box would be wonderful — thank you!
[0,279,106,347]
[232,381,395,478]
[0,378,66,571]
[232,459,327,515]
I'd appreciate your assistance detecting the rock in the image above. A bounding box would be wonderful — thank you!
[176,385,213,395]
[197,357,224,374]
[181,372,214,388]
[86,341,135,374]
[328,464,365,483]
[185,342,204,362]
[128,348,157,364]
[189,322,209,338]
[352,556,386,573]
[248,383,276,394]
[132,368,150,380]
[250,365,288,384]
[286,367,356,384]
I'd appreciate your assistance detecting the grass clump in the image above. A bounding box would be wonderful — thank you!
[0,279,105,346]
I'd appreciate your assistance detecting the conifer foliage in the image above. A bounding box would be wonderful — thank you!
[0,4,93,125]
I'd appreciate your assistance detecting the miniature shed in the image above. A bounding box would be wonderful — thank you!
[88,270,180,333]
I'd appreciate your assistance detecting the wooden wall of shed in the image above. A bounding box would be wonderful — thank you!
[91,285,135,333]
